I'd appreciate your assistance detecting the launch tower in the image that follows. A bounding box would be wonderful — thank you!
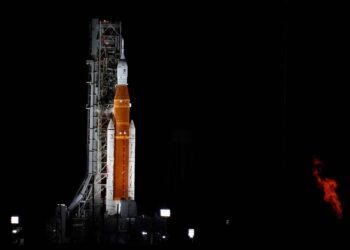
[63,19,136,243]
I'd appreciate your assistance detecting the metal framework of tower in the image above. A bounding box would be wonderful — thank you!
[68,19,122,222]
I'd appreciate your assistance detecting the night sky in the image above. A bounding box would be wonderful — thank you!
[286,5,350,245]
[1,1,349,247]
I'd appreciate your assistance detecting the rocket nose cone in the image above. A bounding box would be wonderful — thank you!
[108,119,115,130]
[130,120,135,128]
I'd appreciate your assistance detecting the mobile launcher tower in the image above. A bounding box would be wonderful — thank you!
[52,19,137,244]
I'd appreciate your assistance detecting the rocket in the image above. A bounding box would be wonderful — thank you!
[106,38,136,215]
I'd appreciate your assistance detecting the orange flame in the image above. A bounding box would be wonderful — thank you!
[312,157,343,219]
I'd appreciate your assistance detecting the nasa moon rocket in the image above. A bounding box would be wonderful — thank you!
[106,39,135,215]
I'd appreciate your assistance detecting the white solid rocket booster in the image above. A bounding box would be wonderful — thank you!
[128,120,136,200]
[106,119,118,215]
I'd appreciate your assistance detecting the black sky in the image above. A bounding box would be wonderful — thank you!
[286,3,350,245]
[1,1,349,247]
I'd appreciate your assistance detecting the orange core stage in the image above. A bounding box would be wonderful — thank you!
[113,85,130,200]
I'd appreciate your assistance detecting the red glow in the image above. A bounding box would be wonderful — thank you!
[312,157,343,219]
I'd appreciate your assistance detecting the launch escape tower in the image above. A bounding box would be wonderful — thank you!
[61,19,136,243]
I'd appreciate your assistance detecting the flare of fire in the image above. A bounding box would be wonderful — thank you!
[312,157,343,219]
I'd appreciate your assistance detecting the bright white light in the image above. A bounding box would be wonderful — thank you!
[162,235,166,239]
[12,229,18,234]
[188,229,195,239]
[141,231,148,236]
[11,216,19,224]
[160,209,171,217]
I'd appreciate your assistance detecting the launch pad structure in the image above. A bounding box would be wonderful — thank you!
[69,18,136,216]
[50,19,138,244]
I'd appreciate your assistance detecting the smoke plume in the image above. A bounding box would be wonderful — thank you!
[312,157,343,219]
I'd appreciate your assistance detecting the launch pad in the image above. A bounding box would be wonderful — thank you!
[48,19,140,245]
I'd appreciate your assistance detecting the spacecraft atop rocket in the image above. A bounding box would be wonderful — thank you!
[106,38,136,215]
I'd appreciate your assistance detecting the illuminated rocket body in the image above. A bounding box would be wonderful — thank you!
[106,38,135,215]
[113,84,130,200]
